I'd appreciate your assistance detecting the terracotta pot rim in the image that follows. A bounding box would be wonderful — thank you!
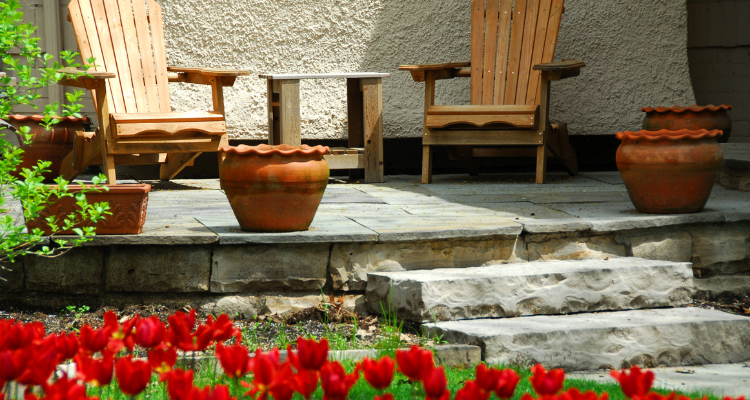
[4,114,89,123]
[221,144,331,157]
[641,104,732,114]
[43,183,151,194]
[616,129,723,142]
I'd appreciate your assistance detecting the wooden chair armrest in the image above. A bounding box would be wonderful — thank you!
[533,59,585,80]
[57,69,116,89]
[168,67,250,87]
[399,62,470,82]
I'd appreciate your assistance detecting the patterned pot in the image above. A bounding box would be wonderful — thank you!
[642,105,732,143]
[219,144,330,232]
[26,184,150,235]
[4,114,83,182]
[616,129,723,214]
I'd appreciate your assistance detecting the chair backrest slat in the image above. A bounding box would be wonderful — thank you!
[68,0,171,114]
[471,0,564,106]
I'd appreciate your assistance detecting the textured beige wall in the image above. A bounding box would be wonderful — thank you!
[55,0,695,139]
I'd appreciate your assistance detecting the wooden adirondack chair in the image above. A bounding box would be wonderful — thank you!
[58,0,249,183]
[400,0,584,184]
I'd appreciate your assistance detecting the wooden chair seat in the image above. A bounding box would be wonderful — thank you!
[110,112,226,139]
[426,105,538,129]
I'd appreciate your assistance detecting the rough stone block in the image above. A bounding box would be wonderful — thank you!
[527,235,625,261]
[106,246,211,292]
[211,245,329,293]
[25,248,104,294]
[330,238,528,291]
[200,296,260,320]
[0,261,24,294]
[694,275,750,298]
[616,231,692,262]
[425,308,750,371]
[367,258,694,322]
[691,224,750,277]
[433,345,482,367]
[261,294,323,316]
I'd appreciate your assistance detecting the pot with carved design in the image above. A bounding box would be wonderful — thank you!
[26,184,150,235]
[219,144,330,232]
[616,129,723,214]
[3,114,84,183]
[642,105,732,143]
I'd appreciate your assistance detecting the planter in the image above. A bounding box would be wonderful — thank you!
[4,114,83,183]
[616,129,723,214]
[642,105,732,143]
[219,144,330,232]
[26,184,151,235]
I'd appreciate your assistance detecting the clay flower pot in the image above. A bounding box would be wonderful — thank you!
[4,114,83,182]
[616,129,723,214]
[642,105,732,143]
[26,184,151,235]
[219,144,331,232]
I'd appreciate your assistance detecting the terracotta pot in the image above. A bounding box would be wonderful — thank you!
[26,184,150,235]
[4,115,83,183]
[616,129,723,214]
[642,105,732,143]
[219,144,330,232]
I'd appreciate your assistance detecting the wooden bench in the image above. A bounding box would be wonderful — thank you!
[260,73,390,183]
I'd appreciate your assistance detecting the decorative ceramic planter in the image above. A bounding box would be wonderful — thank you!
[616,129,723,214]
[26,184,151,235]
[219,144,330,232]
[4,114,83,182]
[642,105,732,143]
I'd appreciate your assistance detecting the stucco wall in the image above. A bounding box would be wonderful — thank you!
[56,0,695,139]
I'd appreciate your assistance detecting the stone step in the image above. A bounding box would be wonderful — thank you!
[422,308,750,371]
[366,257,693,322]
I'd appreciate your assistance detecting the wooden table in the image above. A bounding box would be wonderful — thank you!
[260,73,390,183]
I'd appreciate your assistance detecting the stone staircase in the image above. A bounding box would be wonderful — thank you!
[365,257,750,371]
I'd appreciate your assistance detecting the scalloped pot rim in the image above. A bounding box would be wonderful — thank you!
[641,104,732,113]
[43,183,152,194]
[4,114,88,123]
[616,129,723,141]
[221,144,331,157]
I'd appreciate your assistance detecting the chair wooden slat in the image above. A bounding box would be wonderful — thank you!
[492,0,513,104]
[515,0,541,105]
[116,0,149,113]
[88,0,128,113]
[532,0,565,102]
[470,0,485,105]
[148,0,171,112]
[481,0,500,105]
[72,0,114,114]
[503,0,528,105]
[103,0,137,113]
[525,0,552,105]
[132,0,160,112]
[68,1,100,111]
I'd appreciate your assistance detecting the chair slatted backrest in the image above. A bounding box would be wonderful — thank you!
[68,0,171,114]
[470,0,564,106]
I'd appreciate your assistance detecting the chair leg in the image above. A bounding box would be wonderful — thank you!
[160,152,201,181]
[553,123,579,176]
[535,144,547,184]
[217,135,229,170]
[422,145,433,184]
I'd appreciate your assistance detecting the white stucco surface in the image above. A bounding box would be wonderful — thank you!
[61,0,697,139]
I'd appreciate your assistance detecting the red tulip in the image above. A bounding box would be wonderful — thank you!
[0,348,29,382]
[167,310,198,351]
[610,366,655,398]
[185,384,236,400]
[530,364,565,395]
[206,314,238,343]
[242,349,294,400]
[724,397,746,400]
[289,337,329,371]
[375,394,394,400]
[115,355,153,396]
[16,343,61,386]
[292,370,319,399]
[167,369,195,400]
[38,376,88,400]
[455,380,489,400]
[396,345,434,381]
[104,311,139,353]
[136,316,166,349]
[149,347,178,378]
[216,343,251,378]
[475,364,519,399]
[358,356,395,390]
[1,321,44,351]
[75,351,114,387]
[562,388,610,400]
[78,324,112,354]
[422,366,448,400]
[50,332,79,362]
[320,361,359,400]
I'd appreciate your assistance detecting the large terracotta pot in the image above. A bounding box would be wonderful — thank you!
[26,184,150,235]
[4,114,83,182]
[616,129,723,214]
[642,105,732,143]
[219,144,331,232]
